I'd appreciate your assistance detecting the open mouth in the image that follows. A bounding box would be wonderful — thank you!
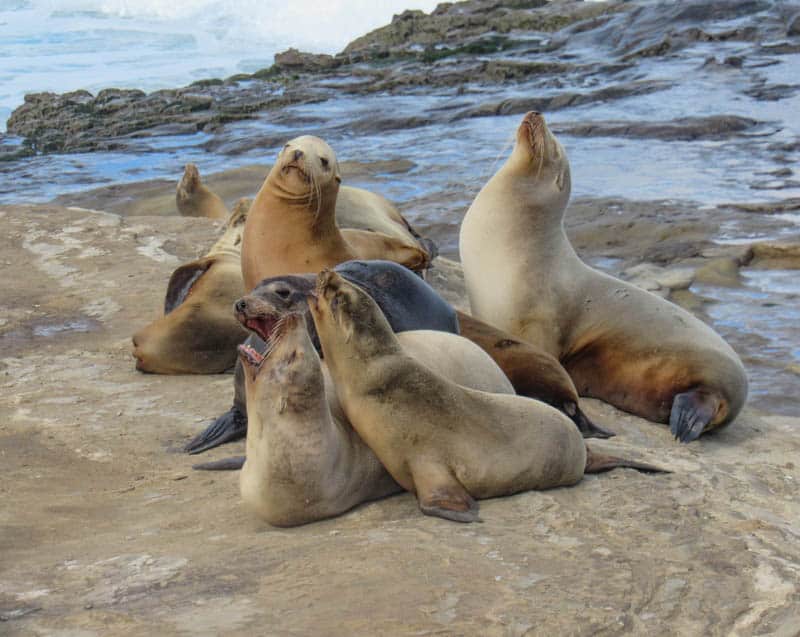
[237,312,281,342]
[237,343,264,368]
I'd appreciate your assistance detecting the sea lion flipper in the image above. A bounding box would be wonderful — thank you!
[414,466,481,523]
[669,389,720,444]
[566,402,616,439]
[584,447,670,475]
[184,406,248,454]
[164,259,212,314]
[192,456,246,471]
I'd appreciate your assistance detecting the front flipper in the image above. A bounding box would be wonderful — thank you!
[564,402,616,439]
[184,405,247,454]
[192,456,246,471]
[413,462,481,523]
[669,389,720,444]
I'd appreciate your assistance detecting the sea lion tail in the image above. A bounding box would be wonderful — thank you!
[584,446,670,475]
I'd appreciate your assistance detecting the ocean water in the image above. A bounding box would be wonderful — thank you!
[0,0,442,130]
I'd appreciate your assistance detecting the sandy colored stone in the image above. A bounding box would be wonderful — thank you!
[1,204,799,636]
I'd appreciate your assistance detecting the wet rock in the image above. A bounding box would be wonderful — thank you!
[341,0,619,60]
[788,13,800,36]
[457,80,672,119]
[750,241,800,268]
[273,48,340,72]
[554,115,761,142]
[694,257,742,286]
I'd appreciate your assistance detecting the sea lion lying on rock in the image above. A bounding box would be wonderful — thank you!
[132,199,250,374]
[308,270,665,523]
[237,311,514,526]
[187,260,611,457]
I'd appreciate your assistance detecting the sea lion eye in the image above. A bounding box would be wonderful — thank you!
[320,157,329,169]
[275,287,291,300]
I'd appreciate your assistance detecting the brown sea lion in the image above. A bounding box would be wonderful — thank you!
[176,163,229,220]
[237,310,514,526]
[459,112,748,443]
[132,199,250,373]
[308,271,665,523]
[241,135,430,292]
[186,260,610,456]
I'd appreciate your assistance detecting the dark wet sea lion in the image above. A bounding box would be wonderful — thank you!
[460,112,748,442]
[308,270,665,523]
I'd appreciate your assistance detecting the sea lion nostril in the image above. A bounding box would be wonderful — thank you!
[235,299,247,314]
[293,149,304,161]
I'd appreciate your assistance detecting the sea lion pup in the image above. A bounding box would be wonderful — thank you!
[241,135,430,292]
[132,199,250,373]
[308,271,664,523]
[459,112,748,443]
[176,163,229,220]
[237,315,515,525]
[185,259,460,454]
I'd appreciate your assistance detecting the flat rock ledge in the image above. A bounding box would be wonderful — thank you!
[1,203,799,635]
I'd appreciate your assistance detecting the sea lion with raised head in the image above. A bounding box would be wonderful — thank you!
[132,198,251,374]
[459,112,748,443]
[308,270,664,523]
[186,259,611,455]
[176,163,229,220]
[236,312,515,525]
[185,259,460,454]
[241,135,430,292]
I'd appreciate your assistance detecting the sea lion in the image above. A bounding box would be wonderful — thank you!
[455,311,614,439]
[308,271,664,523]
[241,135,430,292]
[237,313,514,526]
[185,259,460,454]
[459,111,748,443]
[176,163,229,220]
[186,259,612,454]
[132,199,250,374]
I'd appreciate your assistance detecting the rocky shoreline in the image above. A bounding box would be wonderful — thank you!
[5,0,799,158]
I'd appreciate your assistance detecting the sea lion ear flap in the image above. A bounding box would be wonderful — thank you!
[164,258,213,314]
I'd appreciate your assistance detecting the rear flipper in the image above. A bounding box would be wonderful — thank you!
[414,462,481,523]
[584,446,670,474]
[669,389,720,444]
[564,401,615,439]
[184,405,247,454]
[193,456,246,471]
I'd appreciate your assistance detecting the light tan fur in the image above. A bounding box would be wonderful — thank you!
[459,112,747,435]
[309,271,587,523]
[132,200,250,373]
[176,163,229,220]
[240,317,514,526]
[241,135,429,292]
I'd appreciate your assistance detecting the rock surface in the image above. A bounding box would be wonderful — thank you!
[2,199,800,635]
